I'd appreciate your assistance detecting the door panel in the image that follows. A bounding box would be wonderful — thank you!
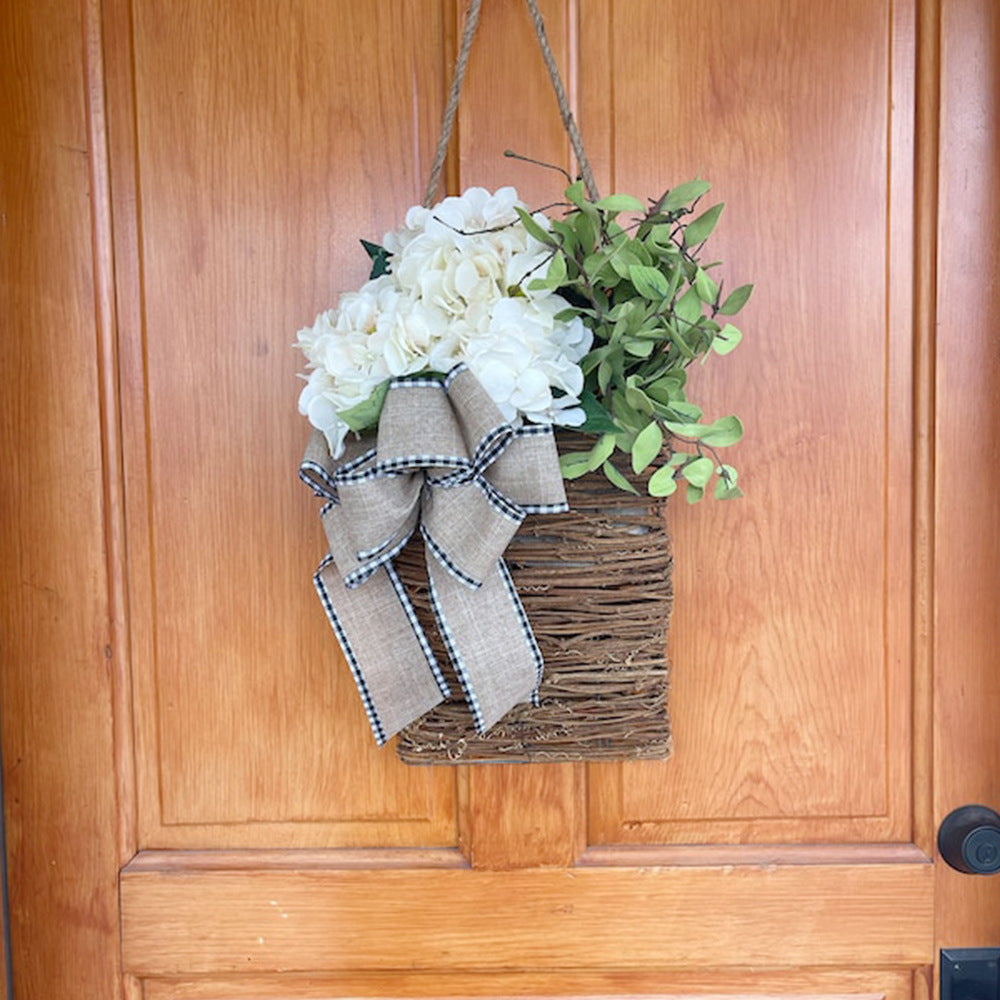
[119,0,456,848]
[138,969,921,1000]
[585,0,914,847]
[121,856,933,974]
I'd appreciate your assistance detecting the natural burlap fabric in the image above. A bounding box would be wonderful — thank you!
[300,364,568,745]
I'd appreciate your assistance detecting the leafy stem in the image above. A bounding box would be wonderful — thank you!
[535,175,751,500]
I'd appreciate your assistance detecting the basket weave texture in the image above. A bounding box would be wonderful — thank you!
[395,459,673,764]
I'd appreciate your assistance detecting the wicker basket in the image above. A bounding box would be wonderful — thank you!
[395,455,673,764]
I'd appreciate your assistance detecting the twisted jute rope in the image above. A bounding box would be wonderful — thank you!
[422,0,600,208]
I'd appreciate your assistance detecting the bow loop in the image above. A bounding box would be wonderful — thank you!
[420,479,523,588]
[336,471,422,566]
[444,365,512,463]
[376,377,468,472]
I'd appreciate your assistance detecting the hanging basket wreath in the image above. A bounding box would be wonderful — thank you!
[296,0,751,760]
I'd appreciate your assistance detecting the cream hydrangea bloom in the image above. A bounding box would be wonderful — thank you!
[296,187,591,455]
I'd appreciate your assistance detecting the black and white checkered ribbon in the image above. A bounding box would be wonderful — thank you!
[299,364,568,745]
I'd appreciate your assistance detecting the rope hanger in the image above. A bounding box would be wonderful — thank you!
[422,0,599,208]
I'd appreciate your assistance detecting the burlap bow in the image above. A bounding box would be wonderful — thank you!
[299,364,568,745]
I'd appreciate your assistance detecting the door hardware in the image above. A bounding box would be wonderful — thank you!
[941,948,1000,1000]
[938,805,1000,874]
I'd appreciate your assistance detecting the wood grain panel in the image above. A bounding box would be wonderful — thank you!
[933,0,1000,949]
[0,0,122,996]
[121,855,934,975]
[141,968,916,1000]
[119,0,457,846]
[459,764,586,869]
[586,0,915,845]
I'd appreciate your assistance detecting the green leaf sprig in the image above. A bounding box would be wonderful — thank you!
[518,178,752,502]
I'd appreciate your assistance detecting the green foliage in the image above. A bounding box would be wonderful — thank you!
[361,239,391,279]
[601,459,640,495]
[576,389,621,434]
[536,179,753,501]
[631,421,664,474]
[339,378,390,432]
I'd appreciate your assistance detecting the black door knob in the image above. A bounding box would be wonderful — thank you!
[938,805,1000,874]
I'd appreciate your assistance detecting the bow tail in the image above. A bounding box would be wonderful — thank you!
[314,556,451,745]
[425,553,543,734]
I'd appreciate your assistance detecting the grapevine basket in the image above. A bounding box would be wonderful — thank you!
[395,438,673,764]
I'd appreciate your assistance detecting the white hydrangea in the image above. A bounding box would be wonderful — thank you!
[296,186,592,456]
[464,296,587,426]
[296,275,397,455]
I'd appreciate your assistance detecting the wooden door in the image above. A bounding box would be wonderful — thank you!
[3,0,1000,998]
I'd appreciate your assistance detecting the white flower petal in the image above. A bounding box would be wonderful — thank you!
[470,358,516,400]
[552,405,586,427]
[510,367,551,407]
